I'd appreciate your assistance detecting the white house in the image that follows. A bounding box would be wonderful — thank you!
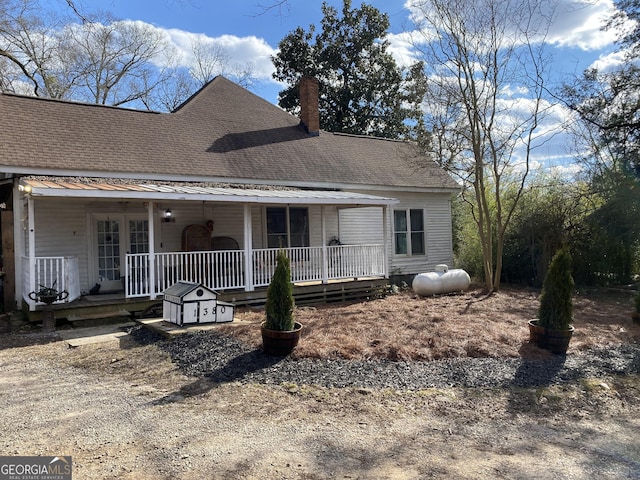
[0,76,458,312]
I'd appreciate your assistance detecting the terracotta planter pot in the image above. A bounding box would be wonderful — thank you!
[261,321,303,356]
[528,319,574,355]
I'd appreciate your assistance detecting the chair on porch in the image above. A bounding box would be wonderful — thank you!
[211,236,240,251]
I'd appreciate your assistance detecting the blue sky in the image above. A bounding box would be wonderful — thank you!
[78,0,421,103]
[66,0,625,172]
[77,0,621,103]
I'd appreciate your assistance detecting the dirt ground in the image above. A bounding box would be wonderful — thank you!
[226,286,640,361]
[1,286,639,479]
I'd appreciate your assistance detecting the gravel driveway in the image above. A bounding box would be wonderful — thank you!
[1,328,639,479]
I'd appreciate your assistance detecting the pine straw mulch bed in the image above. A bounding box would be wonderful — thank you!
[219,286,640,361]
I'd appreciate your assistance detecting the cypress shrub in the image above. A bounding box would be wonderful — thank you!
[538,248,574,330]
[264,249,295,331]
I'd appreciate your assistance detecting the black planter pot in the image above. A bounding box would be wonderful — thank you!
[528,319,574,355]
[261,321,303,356]
[632,312,640,324]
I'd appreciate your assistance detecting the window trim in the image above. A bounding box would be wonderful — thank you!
[393,208,426,256]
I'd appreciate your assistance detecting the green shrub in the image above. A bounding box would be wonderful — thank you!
[538,248,574,330]
[264,249,295,331]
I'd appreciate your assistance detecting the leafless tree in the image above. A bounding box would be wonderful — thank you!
[411,0,558,291]
[255,0,290,17]
[189,37,254,88]
[61,16,175,106]
[0,0,256,110]
[1,2,176,107]
[0,0,75,97]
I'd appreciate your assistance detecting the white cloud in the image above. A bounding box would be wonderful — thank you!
[547,0,620,51]
[113,21,278,81]
[401,0,622,52]
[589,50,627,71]
[386,31,421,67]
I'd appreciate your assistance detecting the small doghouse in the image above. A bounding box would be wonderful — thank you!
[163,281,234,326]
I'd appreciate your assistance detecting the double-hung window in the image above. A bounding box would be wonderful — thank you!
[266,207,309,248]
[394,209,425,255]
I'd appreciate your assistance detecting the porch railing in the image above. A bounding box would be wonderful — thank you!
[22,256,81,308]
[121,244,385,298]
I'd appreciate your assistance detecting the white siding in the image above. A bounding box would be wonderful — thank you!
[323,205,340,244]
[424,196,454,269]
[32,198,90,290]
[159,202,246,252]
[339,190,454,276]
[309,205,339,246]
[338,207,384,245]
[388,191,454,275]
[207,203,245,246]
[158,202,214,252]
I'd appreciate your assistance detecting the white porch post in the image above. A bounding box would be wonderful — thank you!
[27,194,36,309]
[321,206,328,283]
[147,202,156,300]
[383,204,389,278]
[243,204,254,292]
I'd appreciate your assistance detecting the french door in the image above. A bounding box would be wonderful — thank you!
[94,216,149,292]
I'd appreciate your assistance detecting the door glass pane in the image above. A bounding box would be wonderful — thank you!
[129,220,149,254]
[97,220,120,281]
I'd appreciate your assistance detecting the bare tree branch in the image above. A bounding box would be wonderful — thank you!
[411,0,555,291]
[65,0,88,23]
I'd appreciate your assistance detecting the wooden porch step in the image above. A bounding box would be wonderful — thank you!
[66,309,132,328]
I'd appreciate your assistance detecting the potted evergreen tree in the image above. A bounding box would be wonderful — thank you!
[528,248,575,354]
[632,288,640,324]
[261,249,303,355]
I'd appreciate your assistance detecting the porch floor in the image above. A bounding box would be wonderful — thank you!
[26,277,389,325]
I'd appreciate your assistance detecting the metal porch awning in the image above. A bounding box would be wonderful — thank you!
[20,178,399,207]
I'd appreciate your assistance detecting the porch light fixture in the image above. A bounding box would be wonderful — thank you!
[162,208,175,223]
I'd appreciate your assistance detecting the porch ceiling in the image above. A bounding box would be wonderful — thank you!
[21,178,399,206]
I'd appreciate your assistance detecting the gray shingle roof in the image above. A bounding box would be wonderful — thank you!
[0,76,457,191]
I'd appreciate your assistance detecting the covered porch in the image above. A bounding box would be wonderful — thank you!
[18,178,397,310]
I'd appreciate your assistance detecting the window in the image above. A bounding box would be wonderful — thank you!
[266,207,309,248]
[394,209,425,255]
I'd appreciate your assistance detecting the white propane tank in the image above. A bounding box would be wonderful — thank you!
[412,266,471,296]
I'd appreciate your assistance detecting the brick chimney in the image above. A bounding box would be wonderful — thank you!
[299,76,320,136]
